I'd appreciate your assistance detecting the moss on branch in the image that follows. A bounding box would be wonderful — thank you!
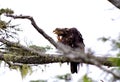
[1,54,69,64]
[0,53,118,67]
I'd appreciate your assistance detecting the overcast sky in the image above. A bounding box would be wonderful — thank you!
[0,0,120,82]
[1,0,120,53]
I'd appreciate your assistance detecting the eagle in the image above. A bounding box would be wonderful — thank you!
[53,27,85,73]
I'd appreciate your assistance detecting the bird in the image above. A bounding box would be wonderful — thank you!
[53,27,85,73]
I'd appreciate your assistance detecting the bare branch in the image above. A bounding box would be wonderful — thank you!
[0,38,120,79]
[6,15,72,54]
[0,48,120,79]
[6,15,59,48]
[0,38,116,66]
[108,0,120,9]
[5,14,120,79]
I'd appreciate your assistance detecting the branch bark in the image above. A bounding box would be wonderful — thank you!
[6,15,58,48]
[0,48,118,67]
[5,14,120,79]
[0,38,117,67]
[108,0,120,9]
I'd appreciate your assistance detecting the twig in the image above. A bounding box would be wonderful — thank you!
[6,15,58,48]
[5,14,120,79]
[6,15,71,54]
[108,0,120,9]
[0,37,120,79]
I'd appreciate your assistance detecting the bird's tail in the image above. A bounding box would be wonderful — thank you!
[70,62,79,73]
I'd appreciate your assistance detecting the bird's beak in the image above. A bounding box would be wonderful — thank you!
[53,30,57,34]
[53,30,63,35]
[53,30,55,33]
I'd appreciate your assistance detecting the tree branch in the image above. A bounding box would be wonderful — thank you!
[0,52,118,66]
[6,15,73,54]
[0,38,117,67]
[108,0,120,9]
[6,15,59,48]
[5,14,120,79]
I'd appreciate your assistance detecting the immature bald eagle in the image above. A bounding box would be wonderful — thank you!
[53,27,85,73]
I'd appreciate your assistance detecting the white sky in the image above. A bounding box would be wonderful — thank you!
[0,0,120,82]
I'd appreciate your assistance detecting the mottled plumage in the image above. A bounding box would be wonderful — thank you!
[53,27,85,73]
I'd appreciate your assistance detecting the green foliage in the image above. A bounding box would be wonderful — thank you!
[99,35,120,51]
[19,64,32,79]
[30,80,47,82]
[82,74,92,82]
[0,8,21,39]
[108,57,120,66]
[99,35,120,67]
[9,65,19,70]
[55,73,71,81]
[29,45,52,52]
[3,44,52,79]
[99,35,120,81]
[0,8,14,15]
[111,39,120,51]
[0,20,7,29]
[98,37,110,42]
[4,44,52,56]
[5,46,32,56]
[0,60,2,65]
[0,20,20,39]
[117,53,120,57]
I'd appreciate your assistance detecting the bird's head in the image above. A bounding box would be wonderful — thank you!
[53,28,69,36]
[53,28,69,41]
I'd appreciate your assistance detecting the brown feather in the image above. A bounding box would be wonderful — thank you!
[53,27,85,73]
